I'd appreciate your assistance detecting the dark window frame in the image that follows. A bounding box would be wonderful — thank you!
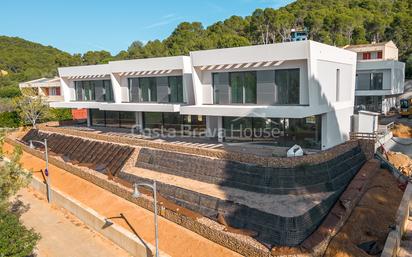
[90,109,136,128]
[229,71,257,104]
[212,68,300,105]
[142,112,206,133]
[355,72,384,90]
[74,80,114,102]
[127,75,185,103]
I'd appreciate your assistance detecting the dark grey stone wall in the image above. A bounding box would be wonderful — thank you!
[136,146,366,195]
[118,169,343,247]
[22,129,133,176]
[131,145,366,246]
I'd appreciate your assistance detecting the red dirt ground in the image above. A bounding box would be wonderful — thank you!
[324,169,403,257]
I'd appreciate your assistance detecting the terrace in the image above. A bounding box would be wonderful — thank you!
[48,123,321,157]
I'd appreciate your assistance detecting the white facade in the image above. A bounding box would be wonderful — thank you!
[344,41,405,114]
[183,41,356,149]
[51,40,357,150]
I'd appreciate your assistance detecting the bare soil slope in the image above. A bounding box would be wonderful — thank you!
[392,123,412,138]
[387,151,412,177]
[324,169,403,257]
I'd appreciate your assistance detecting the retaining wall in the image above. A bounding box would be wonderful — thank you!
[126,145,366,246]
[119,170,342,246]
[136,146,366,195]
[6,138,274,257]
[21,129,134,176]
[28,171,168,257]
[39,124,367,168]
[16,128,368,247]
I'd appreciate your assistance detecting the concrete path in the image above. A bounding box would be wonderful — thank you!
[16,188,131,257]
[384,137,412,158]
[3,142,241,257]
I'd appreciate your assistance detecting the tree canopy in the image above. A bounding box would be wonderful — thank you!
[0,0,411,87]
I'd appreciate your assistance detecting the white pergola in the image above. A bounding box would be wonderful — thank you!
[117,69,176,77]
[67,74,109,79]
[198,60,285,71]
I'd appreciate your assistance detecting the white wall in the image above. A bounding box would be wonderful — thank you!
[353,111,379,133]
[196,60,308,105]
[356,60,405,96]
[315,60,354,105]
[55,41,358,149]
[321,107,353,149]
[58,56,192,105]
[190,41,310,67]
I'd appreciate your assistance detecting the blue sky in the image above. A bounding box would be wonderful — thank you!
[0,0,293,55]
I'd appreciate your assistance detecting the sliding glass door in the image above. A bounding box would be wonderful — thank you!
[139,77,157,102]
[230,71,256,104]
[74,80,113,102]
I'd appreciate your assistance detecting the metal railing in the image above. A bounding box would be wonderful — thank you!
[351,122,394,142]
[349,132,378,141]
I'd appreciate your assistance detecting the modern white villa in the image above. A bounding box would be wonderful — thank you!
[344,41,405,114]
[51,40,357,150]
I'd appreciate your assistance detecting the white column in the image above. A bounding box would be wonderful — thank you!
[217,116,224,142]
[136,112,143,131]
[110,73,123,103]
[86,109,91,127]
[205,116,211,138]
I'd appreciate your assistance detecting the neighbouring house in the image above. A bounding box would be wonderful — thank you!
[343,41,405,114]
[19,77,63,102]
[19,77,87,120]
[51,40,357,150]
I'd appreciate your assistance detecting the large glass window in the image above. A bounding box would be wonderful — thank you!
[222,115,321,149]
[90,109,105,127]
[104,80,113,102]
[356,72,383,90]
[230,71,256,104]
[355,96,383,113]
[182,115,206,135]
[371,73,383,90]
[244,72,257,103]
[163,113,182,130]
[93,80,104,101]
[275,69,300,104]
[74,80,113,102]
[214,69,300,105]
[128,78,139,102]
[230,72,243,104]
[90,110,136,128]
[139,77,157,102]
[169,76,184,103]
[105,111,120,128]
[127,76,185,103]
[213,73,223,104]
[142,112,206,134]
[143,112,163,129]
[119,112,136,128]
[224,117,253,138]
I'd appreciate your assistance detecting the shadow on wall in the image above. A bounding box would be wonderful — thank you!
[103,213,153,257]
[216,75,357,247]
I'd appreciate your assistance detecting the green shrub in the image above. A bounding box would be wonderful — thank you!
[0,111,20,128]
[48,108,72,121]
[0,86,21,98]
[0,208,40,257]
